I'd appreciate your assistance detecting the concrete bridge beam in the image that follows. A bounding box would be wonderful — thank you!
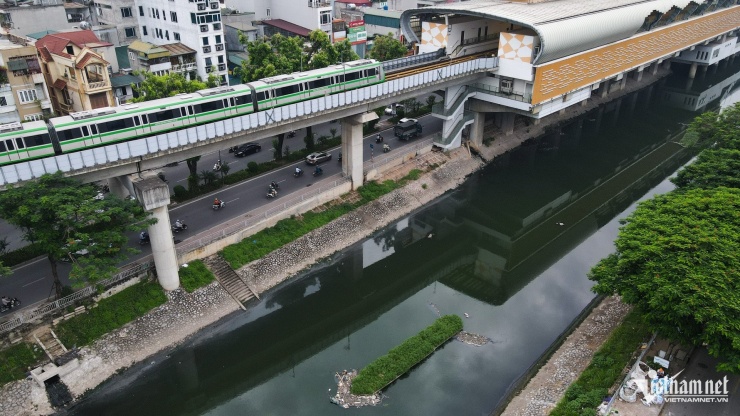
[133,177,179,291]
[107,175,133,199]
[341,112,378,189]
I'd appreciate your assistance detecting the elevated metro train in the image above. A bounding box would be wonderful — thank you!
[0,59,384,167]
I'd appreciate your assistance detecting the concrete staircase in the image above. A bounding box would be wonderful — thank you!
[205,256,258,308]
[33,327,68,362]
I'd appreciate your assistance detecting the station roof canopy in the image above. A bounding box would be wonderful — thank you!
[400,0,707,64]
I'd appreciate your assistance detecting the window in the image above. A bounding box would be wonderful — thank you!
[320,11,331,25]
[217,55,224,64]
[163,9,166,20]
[266,8,270,17]
[215,35,221,44]
[25,114,44,121]
[205,57,212,66]
[125,27,136,38]
[142,26,147,36]
[202,37,209,45]
[139,6,144,16]
[165,31,169,40]
[66,45,74,55]
[155,9,160,19]
[213,23,221,30]
[18,89,38,103]
[170,11,177,22]
[174,32,181,41]
[0,96,6,106]
[121,7,132,18]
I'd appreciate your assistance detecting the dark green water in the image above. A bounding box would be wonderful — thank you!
[64,64,738,416]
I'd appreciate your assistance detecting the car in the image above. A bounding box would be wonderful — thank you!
[385,104,404,115]
[234,142,261,157]
[305,151,332,165]
[398,117,417,124]
[60,240,95,262]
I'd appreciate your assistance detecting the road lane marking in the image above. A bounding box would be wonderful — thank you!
[22,277,46,287]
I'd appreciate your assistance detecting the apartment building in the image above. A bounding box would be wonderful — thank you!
[136,0,228,84]
[0,35,52,123]
[35,30,115,114]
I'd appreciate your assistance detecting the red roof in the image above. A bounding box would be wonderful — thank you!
[35,31,112,57]
[52,79,67,90]
[261,19,312,37]
[75,51,108,69]
[37,47,53,63]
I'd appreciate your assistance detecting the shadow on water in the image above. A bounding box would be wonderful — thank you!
[62,67,737,416]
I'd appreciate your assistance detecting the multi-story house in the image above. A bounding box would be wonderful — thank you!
[35,30,115,115]
[92,0,140,46]
[0,0,71,37]
[136,0,228,85]
[127,40,171,75]
[0,34,52,123]
[161,43,197,81]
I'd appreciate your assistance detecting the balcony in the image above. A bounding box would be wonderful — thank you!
[171,62,197,72]
[39,99,52,110]
[307,0,331,7]
[87,80,109,90]
[33,73,45,84]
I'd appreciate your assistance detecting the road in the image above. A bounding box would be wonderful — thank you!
[0,114,442,313]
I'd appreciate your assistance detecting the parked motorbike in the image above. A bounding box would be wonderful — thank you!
[375,134,384,143]
[383,144,391,153]
[212,201,225,211]
[266,188,278,198]
[172,220,188,233]
[139,232,150,246]
[294,169,304,178]
[287,130,296,138]
[0,297,21,313]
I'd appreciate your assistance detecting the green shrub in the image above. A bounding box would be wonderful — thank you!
[55,280,167,347]
[0,243,46,267]
[0,343,45,384]
[550,310,650,416]
[351,315,463,395]
[173,185,187,198]
[179,260,214,293]
[247,162,259,173]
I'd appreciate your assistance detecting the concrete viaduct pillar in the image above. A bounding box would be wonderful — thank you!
[688,62,698,79]
[133,177,179,291]
[341,112,378,190]
[469,111,485,148]
[107,175,133,199]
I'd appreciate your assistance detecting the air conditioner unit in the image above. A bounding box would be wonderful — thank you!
[200,25,208,32]
[215,44,224,51]
[203,46,211,53]
[210,2,218,9]
[197,4,206,10]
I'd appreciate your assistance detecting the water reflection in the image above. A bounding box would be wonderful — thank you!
[65,67,737,416]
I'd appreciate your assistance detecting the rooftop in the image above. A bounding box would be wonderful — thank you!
[260,19,312,37]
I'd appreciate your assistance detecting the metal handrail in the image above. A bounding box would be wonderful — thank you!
[382,48,446,72]
[435,112,474,146]
[432,86,472,117]
[469,83,532,103]
[0,261,154,335]
[363,138,433,173]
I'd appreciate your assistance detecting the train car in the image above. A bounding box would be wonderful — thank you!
[249,59,384,111]
[50,84,255,153]
[7,59,384,166]
[0,121,54,167]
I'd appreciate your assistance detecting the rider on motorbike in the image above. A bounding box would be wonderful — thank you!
[213,197,222,207]
[376,134,384,143]
[314,166,323,175]
[175,219,185,229]
[383,143,391,152]
[295,167,303,176]
[270,181,279,190]
[1,296,9,308]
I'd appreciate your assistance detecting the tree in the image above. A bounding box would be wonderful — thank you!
[0,173,154,297]
[671,148,740,190]
[689,102,740,150]
[589,187,740,372]
[368,33,407,61]
[0,261,9,277]
[132,72,212,102]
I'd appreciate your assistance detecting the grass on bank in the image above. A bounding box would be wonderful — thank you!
[0,342,45,384]
[179,260,215,293]
[54,280,167,348]
[222,171,423,269]
[351,314,463,395]
[550,309,651,416]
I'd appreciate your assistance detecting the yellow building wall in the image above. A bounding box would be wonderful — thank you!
[532,6,740,105]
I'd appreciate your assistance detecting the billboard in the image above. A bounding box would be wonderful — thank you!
[348,20,367,45]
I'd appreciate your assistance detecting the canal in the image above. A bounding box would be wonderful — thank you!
[63,62,739,416]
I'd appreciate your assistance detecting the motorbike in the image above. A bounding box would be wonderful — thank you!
[375,135,384,143]
[294,169,304,178]
[227,145,239,153]
[172,220,188,233]
[213,160,223,172]
[383,144,391,153]
[269,182,279,191]
[212,201,225,211]
[287,130,296,138]
[0,297,21,313]
[139,232,150,245]
[313,168,324,177]
[266,189,278,198]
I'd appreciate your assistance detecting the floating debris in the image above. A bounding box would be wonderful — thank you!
[330,369,382,408]
[429,302,442,317]
[456,331,492,346]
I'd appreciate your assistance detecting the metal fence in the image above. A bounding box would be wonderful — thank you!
[0,261,154,335]
[175,175,351,256]
[363,138,434,173]
[382,49,447,72]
